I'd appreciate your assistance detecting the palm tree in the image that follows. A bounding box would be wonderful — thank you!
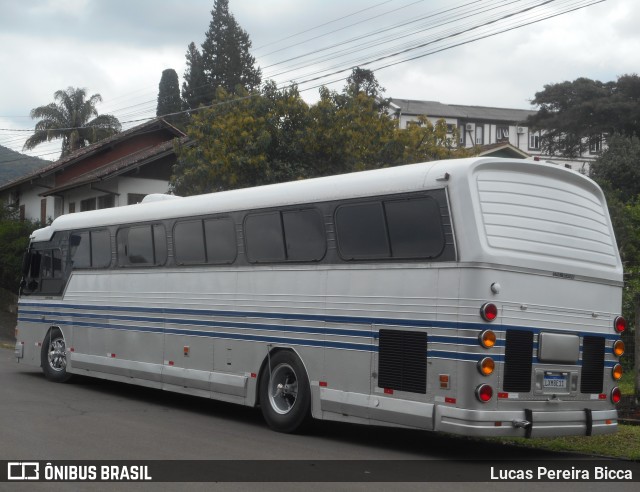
[23,87,122,158]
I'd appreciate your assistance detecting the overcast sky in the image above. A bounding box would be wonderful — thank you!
[1,0,638,162]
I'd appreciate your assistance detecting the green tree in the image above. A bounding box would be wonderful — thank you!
[396,115,470,164]
[182,42,208,110]
[156,68,182,124]
[182,0,261,110]
[173,70,472,195]
[24,87,121,158]
[345,67,385,100]
[589,137,640,376]
[527,74,640,158]
[590,134,640,199]
[0,206,39,294]
[305,86,398,176]
[172,83,307,194]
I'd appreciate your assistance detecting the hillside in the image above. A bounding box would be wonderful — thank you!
[0,144,52,186]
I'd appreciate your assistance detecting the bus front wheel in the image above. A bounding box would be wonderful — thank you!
[259,351,311,433]
[41,328,72,383]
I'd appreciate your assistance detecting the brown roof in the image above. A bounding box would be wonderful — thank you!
[0,118,185,192]
[41,137,187,196]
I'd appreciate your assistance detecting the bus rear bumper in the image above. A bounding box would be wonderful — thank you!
[434,405,618,438]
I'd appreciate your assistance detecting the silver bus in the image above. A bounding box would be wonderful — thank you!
[15,157,626,436]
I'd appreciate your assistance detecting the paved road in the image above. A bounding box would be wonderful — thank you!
[0,347,636,492]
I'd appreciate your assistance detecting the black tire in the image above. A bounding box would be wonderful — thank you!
[41,328,72,383]
[259,351,311,433]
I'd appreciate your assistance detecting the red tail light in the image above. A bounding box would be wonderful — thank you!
[614,316,626,333]
[475,384,493,402]
[480,303,498,322]
[611,387,621,404]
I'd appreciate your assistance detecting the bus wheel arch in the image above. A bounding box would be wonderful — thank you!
[257,348,311,433]
[40,327,72,383]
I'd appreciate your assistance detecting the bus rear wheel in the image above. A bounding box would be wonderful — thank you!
[259,351,310,433]
[41,329,72,383]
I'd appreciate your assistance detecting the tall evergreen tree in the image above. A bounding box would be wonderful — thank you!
[156,68,182,122]
[182,42,208,110]
[182,0,261,110]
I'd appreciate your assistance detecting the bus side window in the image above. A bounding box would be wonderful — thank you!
[174,220,206,264]
[384,197,445,259]
[335,202,390,260]
[282,209,326,261]
[204,217,236,264]
[91,230,112,268]
[244,212,286,263]
[117,225,166,267]
[70,232,90,268]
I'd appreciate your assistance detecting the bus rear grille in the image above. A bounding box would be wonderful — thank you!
[378,329,427,394]
[580,336,605,394]
[503,330,534,392]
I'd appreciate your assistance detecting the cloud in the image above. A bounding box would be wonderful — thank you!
[3,0,640,158]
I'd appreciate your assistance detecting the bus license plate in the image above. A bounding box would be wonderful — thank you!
[543,372,567,390]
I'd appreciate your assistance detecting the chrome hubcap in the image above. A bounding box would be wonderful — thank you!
[48,337,67,372]
[268,363,299,415]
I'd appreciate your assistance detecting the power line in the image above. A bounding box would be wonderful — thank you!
[0,0,607,166]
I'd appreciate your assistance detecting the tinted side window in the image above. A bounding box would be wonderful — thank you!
[70,230,110,268]
[384,197,444,258]
[282,209,326,261]
[70,232,91,268]
[154,225,167,265]
[91,230,112,268]
[335,202,390,259]
[204,218,236,264]
[117,225,166,266]
[41,250,62,278]
[174,220,206,265]
[244,212,285,262]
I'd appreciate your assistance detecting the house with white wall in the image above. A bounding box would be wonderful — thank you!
[0,119,185,225]
[389,99,599,173]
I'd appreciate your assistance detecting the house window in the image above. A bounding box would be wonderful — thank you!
[69,202,76,214]
[97,194,115,209]
[475,126,484,145]
[446,124,455,134]
[80,198,96,212]
[496,126,509,142]
[128,193,147,205]
[529,132,541,150]
[19,205,25,221]
[589,135,603,154]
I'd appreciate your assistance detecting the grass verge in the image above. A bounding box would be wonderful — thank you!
[619,371,635,396]
[492,424,640,460]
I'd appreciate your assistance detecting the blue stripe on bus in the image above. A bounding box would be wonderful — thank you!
[18,316,374,352]
[20,308,507,348]
[18,301,620,341]
[18,315,619,368]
